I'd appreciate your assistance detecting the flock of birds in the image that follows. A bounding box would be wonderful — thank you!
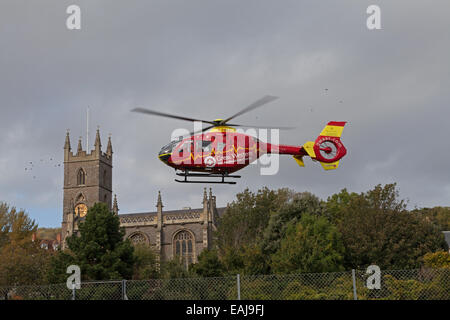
[24,157,61,180]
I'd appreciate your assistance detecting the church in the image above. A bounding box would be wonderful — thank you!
[61,129,225,266]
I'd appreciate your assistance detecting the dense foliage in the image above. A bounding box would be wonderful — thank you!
[271,213,345,273]
[333,184,447,269]
[0,203,50,286]
[0,183,448,289]
[197,183,448,276]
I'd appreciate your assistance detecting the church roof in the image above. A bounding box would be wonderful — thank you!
[119,207,227,218]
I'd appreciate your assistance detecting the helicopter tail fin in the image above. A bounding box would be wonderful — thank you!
[297,121,347,170]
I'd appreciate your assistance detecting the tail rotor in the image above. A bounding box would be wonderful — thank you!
[299,121,347,170]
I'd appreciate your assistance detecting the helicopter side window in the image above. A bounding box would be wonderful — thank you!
[202,141,212,153]
[216,142,226,152]
[194,140,213,153]
[178,141,192,156]
[194,140,202,153]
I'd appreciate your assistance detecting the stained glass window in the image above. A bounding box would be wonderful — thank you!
[129,232,147,245]
[77,168,86,185]
[173,230,194,268]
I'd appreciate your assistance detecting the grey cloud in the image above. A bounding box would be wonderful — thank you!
[1,0,450,226]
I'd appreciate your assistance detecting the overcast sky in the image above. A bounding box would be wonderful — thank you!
[1,1,449,228]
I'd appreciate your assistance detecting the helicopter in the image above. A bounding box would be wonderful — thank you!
[131,95,347,184]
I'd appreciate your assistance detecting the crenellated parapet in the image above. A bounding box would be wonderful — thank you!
[64,129,112,165]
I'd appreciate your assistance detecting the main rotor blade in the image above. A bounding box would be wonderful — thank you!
[188,123,294,139]
[131,108,216,125]
[226,123,295,130]
[220,95,279,124]
[189,125,216,137]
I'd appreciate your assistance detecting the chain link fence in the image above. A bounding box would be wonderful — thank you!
[1,268,448,300]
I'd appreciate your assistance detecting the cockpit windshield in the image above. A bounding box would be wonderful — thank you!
[159,140,179,155]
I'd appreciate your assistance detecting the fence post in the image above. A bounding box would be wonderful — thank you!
[237,274,241,300]
[72,283,76,300]
[352,269,358,300]
[122,280,128,300]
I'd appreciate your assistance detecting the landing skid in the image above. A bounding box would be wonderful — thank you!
[175,171,240,184]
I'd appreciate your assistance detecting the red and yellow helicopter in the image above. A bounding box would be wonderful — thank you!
[132,96,347,184]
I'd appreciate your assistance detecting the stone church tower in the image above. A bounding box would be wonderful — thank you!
[61,129,113,249]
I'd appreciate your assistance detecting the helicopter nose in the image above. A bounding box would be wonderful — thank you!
[158,152,171,163]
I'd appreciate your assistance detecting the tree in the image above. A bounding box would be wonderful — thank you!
[422,251,450,269]
[132,244,159,279]
[325,188,358,224]
[0,203,8,248]
[63,203,135,281]
[46,251,76,284]
[191,249,225,277]
[0,241,51,286]
[220,246,245,275]
[220,243,271,275]
[215,187,294,254]
[159,258,193,279]
[271,213,345,274]
[214,187,295,275]
[334,184,448,269]
[413,206,450,231]
[0,202,50,286]
[262,191,324,256]
[0,202,37,247]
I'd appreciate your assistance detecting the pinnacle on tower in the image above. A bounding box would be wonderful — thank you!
[77,137,83,154]
[203,187,208,210]
[113,194,119,214]
[157,191,163,208]
[94,127,102,150]
[64,130,71,150]
[106,134,113,156]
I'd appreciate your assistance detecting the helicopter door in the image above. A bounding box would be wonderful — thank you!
[194,140,212,154]
[192,139,213,166]
[174,140,193,164]
[211,134,226,165]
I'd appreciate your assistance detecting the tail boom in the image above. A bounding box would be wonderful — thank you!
[261,121,347,171]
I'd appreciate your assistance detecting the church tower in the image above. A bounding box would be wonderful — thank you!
[61,129,113,249]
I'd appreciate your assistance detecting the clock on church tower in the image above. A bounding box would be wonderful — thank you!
[75,203,88,218]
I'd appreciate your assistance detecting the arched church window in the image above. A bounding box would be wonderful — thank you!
[173,230,194,267]
[129,232,147,245]
[77,168,86,186]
